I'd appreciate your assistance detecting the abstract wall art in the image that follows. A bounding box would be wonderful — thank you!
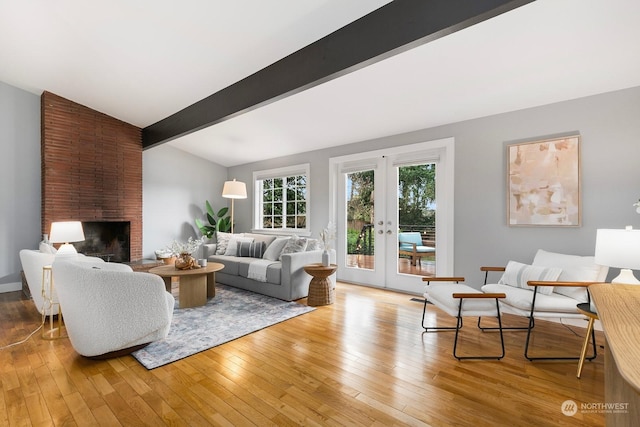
[507,135,581,226]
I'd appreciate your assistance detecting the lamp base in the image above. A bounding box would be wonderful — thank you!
[56,243,78,256]
[611,268,640,285]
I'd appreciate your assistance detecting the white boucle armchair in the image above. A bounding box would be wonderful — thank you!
[52,259,174,358]
[19,249,106,316]
[20,249,58,316]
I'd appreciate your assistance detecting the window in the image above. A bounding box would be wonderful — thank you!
[253,164,310,233]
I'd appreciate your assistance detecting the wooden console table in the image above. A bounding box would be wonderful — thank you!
[590,283,640,426]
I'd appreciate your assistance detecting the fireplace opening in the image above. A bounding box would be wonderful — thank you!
[74,221,131,262]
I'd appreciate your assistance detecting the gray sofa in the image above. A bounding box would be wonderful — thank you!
[202,232,335,301]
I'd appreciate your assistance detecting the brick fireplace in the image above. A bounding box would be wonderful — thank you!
[41,91,143,261]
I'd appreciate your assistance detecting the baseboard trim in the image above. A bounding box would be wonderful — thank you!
[0,282,21,293]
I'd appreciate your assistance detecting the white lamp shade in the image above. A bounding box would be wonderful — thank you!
[595,228,640,284]
[49,221,85,244]
[222,179,247,199]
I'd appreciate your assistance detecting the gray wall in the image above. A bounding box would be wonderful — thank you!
[0,81,41,291]
[3,79,639,291]
[229,86,640,286]
[142,144,228,260]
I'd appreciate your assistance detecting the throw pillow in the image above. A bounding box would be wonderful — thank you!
[243,233,277,248]
[263,236,290,261]
[215,232,233,255]
[279,236,308,260]
[532,249,604,300]
[498,260,562,295]
[237,241,266,258]
[224,236,254,256]
[305,238,322,251]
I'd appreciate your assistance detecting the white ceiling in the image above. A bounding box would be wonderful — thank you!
[2,0,640,167]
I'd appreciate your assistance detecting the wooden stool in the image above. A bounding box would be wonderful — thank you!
[304,264,337,306]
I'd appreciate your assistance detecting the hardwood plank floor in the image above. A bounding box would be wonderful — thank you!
[0,282,605,426]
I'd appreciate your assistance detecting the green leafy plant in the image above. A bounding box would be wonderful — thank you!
[195,201,231,238]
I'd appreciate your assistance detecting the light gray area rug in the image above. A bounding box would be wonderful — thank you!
[132,284,314,369]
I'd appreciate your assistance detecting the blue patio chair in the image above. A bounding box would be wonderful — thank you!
[398,232,435,266]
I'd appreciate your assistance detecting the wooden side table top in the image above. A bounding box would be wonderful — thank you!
[149,262,224,277]
[303,263,337,277]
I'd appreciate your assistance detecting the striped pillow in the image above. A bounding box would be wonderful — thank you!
[237,241,266,258]
[498,261,562,295]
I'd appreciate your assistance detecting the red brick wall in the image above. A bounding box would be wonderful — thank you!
[41,91,143,261]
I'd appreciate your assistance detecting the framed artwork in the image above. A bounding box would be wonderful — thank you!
[507,135,581,227]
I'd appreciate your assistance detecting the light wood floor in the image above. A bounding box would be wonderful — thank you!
[1,282,605,426]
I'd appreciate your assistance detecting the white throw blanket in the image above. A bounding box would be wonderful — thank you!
[248,259,278,282]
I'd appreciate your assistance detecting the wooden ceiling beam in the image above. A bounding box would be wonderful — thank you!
[142,0,535,149]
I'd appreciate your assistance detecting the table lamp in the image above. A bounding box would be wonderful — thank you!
[49,221,85,255]
[594,227,640,284]
[222,179,247,234]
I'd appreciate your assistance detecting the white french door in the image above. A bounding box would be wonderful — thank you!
[329,138,454,294]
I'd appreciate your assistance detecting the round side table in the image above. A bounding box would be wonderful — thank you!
[304,263,337,306]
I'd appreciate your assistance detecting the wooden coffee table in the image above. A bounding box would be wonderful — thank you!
[149,262,224,308]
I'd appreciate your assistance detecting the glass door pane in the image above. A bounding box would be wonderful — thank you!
[396,163,437,276]
[345,170,375,271]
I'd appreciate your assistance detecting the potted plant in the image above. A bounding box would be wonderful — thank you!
[195,200,231,239]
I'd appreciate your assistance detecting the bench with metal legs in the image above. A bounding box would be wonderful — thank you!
[422,277,506,360]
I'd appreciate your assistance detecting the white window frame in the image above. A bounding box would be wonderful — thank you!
[252,163,311,236]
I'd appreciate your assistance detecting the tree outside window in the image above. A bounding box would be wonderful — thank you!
[346,164,436,255]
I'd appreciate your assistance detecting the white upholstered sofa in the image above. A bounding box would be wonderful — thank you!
[482,249,608,360]
[480,249,608,319]
[203,232,335,301]
[52,258,174,358]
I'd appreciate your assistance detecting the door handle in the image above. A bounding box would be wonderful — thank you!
[378,230,383,234]
[386,230,392,235]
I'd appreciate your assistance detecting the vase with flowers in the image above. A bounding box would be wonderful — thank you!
[319,221,336,267]
[167,236,206,270]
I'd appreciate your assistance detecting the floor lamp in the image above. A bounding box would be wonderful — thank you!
[222,179,247,234]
